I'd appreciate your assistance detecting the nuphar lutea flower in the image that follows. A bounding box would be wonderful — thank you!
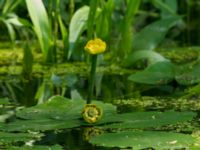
[84,38,106,55]
[82,104,102,124]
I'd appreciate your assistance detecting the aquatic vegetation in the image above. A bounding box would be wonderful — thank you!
[1,0,200,149]
[0,95,198,149]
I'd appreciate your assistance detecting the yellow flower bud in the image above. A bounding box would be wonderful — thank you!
[84,38,106,55]
[82,104,103,124]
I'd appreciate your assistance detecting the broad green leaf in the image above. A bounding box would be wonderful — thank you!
[123,50,168,67]
[25,0,52,61]
[0,131,42,144]
[133,16,181,51]
[90,131,195,149]
[3,96,116,131]
[101,111,196,129]
[68,6,90,59]
[1,119,81,132]
[128,61,175,85]
[17,95,85,120]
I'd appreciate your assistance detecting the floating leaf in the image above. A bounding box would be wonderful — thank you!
[1,119,81,132]
[101,111,196,129]
[7,145,63,150]
[128,61,175,85]
[0,132,42,144]
[90,131,195,149]
[1,96,116,131]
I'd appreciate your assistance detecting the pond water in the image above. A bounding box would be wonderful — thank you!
[1,49,200,149]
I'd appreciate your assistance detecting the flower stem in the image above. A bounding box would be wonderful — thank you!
[87,55,97,104]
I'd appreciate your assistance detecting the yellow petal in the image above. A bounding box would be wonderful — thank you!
[84,38,106,55]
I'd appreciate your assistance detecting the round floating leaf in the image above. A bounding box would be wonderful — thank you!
[1,119,81,132]
[16,95,85,120]
[90,131,195,149]
[0,132,42,145]
[3,96,116,131]
[128,61,175,85]
[101,111,196,129]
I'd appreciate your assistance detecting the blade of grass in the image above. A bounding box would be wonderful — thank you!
[117,0,141,59]
[25,0,53,62]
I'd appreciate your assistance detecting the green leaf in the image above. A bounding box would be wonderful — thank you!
[128,61,175,85]
[17,95,85,120]
[152,0,177,18]
[90,131,195,149]
[7,145,63,150]
[2,96,116,131]
[0,131,42,144]
[117,0,141,57]
[101,111,196,129]
[58,15,68,59]
[133,16,181,51]
[2,119,81,132]
[25,0,52,61]
[68,6,90,59]
[123,50,168,67]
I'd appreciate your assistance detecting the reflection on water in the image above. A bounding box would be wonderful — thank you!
[36,128,120,150]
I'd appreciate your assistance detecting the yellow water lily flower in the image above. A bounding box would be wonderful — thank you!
[84,38,106,55]
[82,104,103,124]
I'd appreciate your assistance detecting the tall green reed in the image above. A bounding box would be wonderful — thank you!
[25,0,53,63]
[117,0,141,60]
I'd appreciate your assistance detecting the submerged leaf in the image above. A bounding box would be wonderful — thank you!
[90,131,195,149]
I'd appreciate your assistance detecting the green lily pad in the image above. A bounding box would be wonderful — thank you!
[16,96,85,120]
[101,111,196,129]
[90,131,195,149]
[1,119,81,132]
[6,144,63,150]
[0,132,43,145]
[1,96,117,131]
[175,61,200,85]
